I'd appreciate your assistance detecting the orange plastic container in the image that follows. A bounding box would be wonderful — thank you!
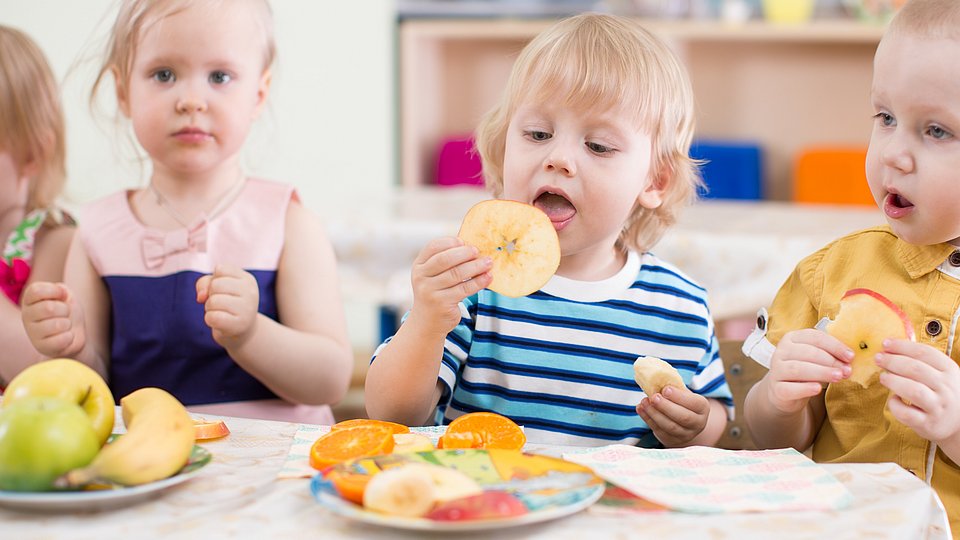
[793,147,874,206]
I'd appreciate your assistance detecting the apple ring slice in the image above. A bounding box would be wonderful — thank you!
[458,200,561,298]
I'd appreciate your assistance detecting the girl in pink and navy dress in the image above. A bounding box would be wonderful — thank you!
[20,0,353,423]
[0,25,75,385]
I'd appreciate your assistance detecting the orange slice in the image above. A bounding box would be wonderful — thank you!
[309,426,395,470]
[192,418,230,441]
[439,412,525,450]
[325,468,371,505]
[331,418,410,434]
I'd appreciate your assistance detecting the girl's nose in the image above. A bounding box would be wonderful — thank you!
[176,95,207,114]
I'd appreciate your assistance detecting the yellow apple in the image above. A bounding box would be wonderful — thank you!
[457,199,561,298]
[3,359,115,445]
[825,288,915,388]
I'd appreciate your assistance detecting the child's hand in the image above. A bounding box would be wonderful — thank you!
[406,237,492,335]
[20,281,86,357]
[876,339,960,444]
[636,386,710,447]
[764,329,853,414]
[196,265,260,349]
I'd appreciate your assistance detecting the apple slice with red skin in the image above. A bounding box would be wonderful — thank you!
[825,288,915,388]
[193,418,230,441]
[425,491,528,521]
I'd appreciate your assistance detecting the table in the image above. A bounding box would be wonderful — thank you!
[325,187,884,324]
[3,413,950,539]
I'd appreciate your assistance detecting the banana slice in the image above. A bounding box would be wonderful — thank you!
[633,355,685,396]
[392,433,435,454]
[363,466,437,517]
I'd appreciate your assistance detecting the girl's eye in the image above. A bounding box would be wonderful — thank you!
[153,69,174,83]
[528,130,551,141]
[209,71,232,84]
[586,141,613,154]
[873,112,895,127]
[927,125,953,140]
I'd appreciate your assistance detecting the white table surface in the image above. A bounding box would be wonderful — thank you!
[326,186,885,321]
[3,412,949,540]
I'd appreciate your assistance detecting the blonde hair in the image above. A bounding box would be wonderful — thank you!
[474,13,700,252]
[888,0,960,39]
[0,25,66,213]
[91,0,275,109]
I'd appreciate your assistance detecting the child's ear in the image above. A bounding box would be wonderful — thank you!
[113,67,131,118]
[253,69,272,118]
[637,171,666,209]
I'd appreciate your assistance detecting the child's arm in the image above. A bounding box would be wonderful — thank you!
[196,201,353,406]
[744,329,852,451]
[364,237,492,426]
[20,235,111,378]
[875,339,960,465]
[0,225,74,381]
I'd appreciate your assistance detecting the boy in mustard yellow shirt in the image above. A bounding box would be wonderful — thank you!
[742,0,960,534]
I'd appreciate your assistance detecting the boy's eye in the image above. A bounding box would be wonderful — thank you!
[528,130,551,141]
[873,112,895,127]
[586,141,613,154]
[209,71,232,84]
[152,69,174,83]
[927,125,952,140]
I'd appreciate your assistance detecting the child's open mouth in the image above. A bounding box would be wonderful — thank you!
[883,192,914,219]
[533,192,576,231]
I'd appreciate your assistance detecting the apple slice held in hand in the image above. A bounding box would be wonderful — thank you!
[458,200,561,298]
[824,288,915,388]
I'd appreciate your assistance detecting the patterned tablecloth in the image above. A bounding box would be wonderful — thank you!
[325,186,884,321]
[3,413,949,539]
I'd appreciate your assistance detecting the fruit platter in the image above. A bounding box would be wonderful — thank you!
[0,359,213,511]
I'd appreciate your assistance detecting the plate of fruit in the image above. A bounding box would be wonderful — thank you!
[307,413,605,531]
[0,360,212,511]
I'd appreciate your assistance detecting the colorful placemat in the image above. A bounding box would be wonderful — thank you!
[277,424,448,479]
[563,445,853,514]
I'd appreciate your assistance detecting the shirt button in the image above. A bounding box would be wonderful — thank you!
[926,320,942,337]
[950,250,960,267]
[757,315,766,331]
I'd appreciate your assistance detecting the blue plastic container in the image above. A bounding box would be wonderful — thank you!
[690,140,763,200]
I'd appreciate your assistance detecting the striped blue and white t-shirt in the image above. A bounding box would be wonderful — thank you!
[378,250,733,447]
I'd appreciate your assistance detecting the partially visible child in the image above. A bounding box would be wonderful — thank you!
[21,0,353,423]
[366,13,732,447]
[742,0,960,530]
[0,25,75,384]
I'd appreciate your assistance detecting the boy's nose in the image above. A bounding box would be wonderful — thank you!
[543,153,576,177]
[880,135,915,174]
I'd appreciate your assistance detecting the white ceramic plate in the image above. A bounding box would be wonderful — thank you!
[311,449,605,531]
[0,445,211,512]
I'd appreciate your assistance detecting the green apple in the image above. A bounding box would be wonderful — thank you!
[0,396,100,491]
[3,359,115,445]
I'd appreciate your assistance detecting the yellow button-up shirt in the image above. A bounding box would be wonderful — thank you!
[744,226,960,535]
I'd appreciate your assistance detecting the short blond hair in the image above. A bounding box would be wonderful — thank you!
[474,13,700,252]
[888,0,960,39]
[0,25,66,213]
[91,0,275,109]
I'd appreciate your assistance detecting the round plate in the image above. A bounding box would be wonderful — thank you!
[0,444,211,512]
[311,448,605,531]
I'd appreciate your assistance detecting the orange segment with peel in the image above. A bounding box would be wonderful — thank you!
[439,412,525,451]
[309,426,395,470]
[331,418,410,434]
[192,417,230,441]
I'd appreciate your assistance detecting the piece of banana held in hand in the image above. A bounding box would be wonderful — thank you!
[61,387,194,487]
[363,463,483,517]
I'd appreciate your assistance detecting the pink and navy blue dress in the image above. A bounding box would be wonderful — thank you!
[81,178,291,407]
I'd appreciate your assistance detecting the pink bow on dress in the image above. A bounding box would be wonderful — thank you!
[0,257,31,305]
[141,221,208,270]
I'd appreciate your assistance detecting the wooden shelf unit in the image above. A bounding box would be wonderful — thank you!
[399,18,885,200]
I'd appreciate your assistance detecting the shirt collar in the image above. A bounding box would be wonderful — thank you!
[895,234,958,279]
